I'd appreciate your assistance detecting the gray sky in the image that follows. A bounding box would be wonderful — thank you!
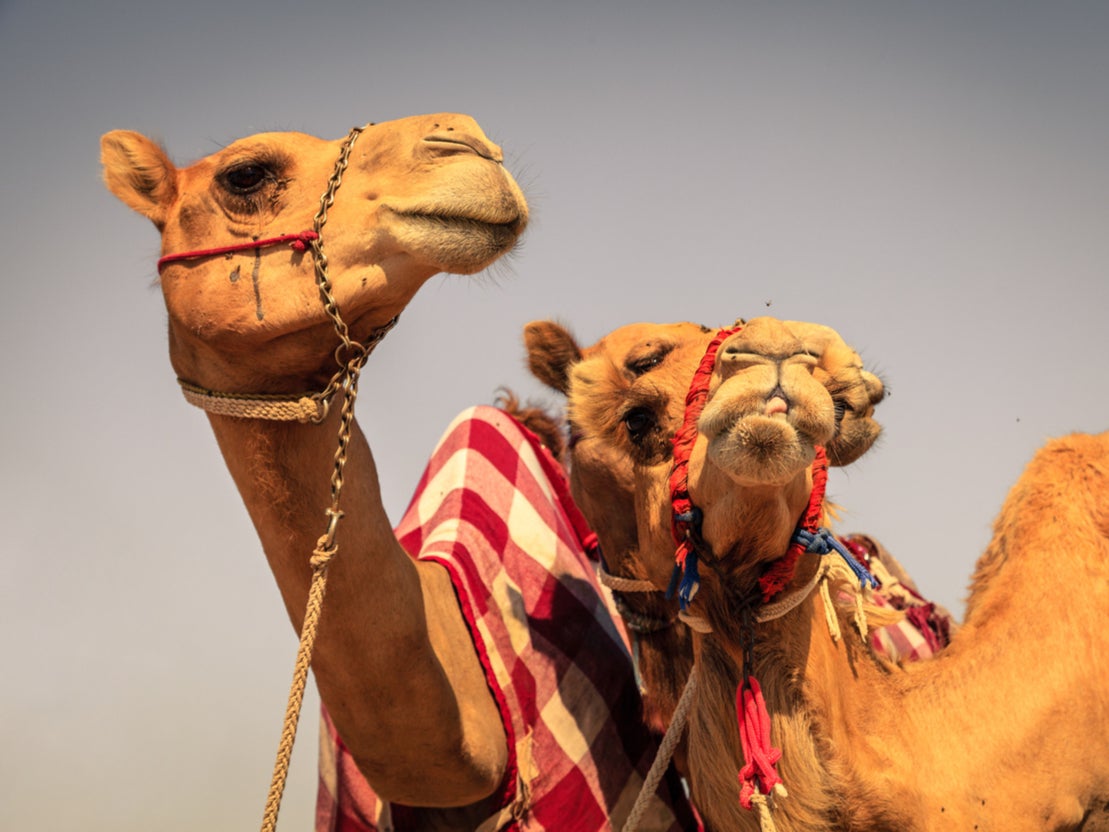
[2,1,1107,829]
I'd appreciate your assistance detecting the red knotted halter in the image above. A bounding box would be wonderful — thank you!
[759,445,828,601]
[666,323,836,818]
[668,325,742,606]
[156,230,319,274]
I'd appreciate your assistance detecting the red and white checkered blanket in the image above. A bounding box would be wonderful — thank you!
[315,406,696,832]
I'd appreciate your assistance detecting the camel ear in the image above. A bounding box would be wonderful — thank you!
[100,130,178,229]
[524,320,582,395]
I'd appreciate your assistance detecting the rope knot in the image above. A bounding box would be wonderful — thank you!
[289,230,320,252]
[791,527,876,589]
[674,507,702,526]
[311,538,338,571]
[737,676,786,814]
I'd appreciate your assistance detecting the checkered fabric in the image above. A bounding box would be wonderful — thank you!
[315,406,697,832]
[844,534,956,663]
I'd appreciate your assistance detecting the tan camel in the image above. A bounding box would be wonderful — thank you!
[526,316,1109,831]
[524,319,885,738]
[102,114,530,825]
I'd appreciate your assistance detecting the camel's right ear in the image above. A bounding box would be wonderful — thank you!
[100,130,178,229]
[524,320,582,395]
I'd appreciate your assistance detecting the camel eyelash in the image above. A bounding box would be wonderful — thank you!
[626,343,675,376]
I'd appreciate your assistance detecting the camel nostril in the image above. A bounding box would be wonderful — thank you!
[422,133,500,162]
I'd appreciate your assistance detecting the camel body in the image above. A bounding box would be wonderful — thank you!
[527,316,1109,831]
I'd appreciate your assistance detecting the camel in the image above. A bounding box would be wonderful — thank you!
[525,316,1109,831]
[102,114,535,826]
[523,319,888,738]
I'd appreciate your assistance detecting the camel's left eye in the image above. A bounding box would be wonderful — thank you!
[623,407,655,440]
[221,163,270,194]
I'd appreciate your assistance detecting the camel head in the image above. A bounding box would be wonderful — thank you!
[102,114,528,396]
[526,316,885,603]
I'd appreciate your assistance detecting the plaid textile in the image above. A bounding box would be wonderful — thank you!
[316,406,696,832]
[843,534,956,663]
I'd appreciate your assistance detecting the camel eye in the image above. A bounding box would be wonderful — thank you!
[221,163,271,194]
[623,407,655,440]
[627,344,673,376]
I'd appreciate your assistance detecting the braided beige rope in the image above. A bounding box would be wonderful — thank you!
[598,562,658,594]
[259,537,336,832]
[749,787,787,832]
[622,665,699,832]
[179,382,323,423]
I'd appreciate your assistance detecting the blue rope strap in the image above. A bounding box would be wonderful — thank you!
[673,507,702,526]
[666,551,701,610]
[792,527,877,589]
[667,506,704,610]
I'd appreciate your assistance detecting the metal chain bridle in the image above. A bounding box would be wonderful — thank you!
[253,124,397,832]
[154,123,401,831]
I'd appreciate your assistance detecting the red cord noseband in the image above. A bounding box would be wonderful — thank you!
[669,326,742,570]
[156,230,319,274]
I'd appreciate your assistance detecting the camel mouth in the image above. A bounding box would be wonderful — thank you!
[700,397,802,446]
[387,209,526,273]
[698,402,818,486]
[396,211,525,252]
[398,211,525,237]
[764,395,789,419]
[705,418,816,487]
[719,414,809,455]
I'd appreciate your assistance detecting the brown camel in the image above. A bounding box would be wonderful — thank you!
[102,114,530,826]
[526,316,1109,831]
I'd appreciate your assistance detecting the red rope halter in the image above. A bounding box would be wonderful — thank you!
[668,325,742,585]
[156,230,319,274]
[759,446,828,601]
[666,326,879,818]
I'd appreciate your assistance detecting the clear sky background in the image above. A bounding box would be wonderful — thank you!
[2,1,1107,829]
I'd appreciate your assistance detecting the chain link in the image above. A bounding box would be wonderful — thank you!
[259,123,395,832]
[312,125,362,347]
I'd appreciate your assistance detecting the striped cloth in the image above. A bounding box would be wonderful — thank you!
[315,406,697,832]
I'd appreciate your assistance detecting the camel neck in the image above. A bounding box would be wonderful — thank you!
[205,412,401,629]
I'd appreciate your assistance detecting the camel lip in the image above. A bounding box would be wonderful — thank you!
[392,215,525,254]
[700,402,800,444]
[389,208,527,241]
[400,210,523,229]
